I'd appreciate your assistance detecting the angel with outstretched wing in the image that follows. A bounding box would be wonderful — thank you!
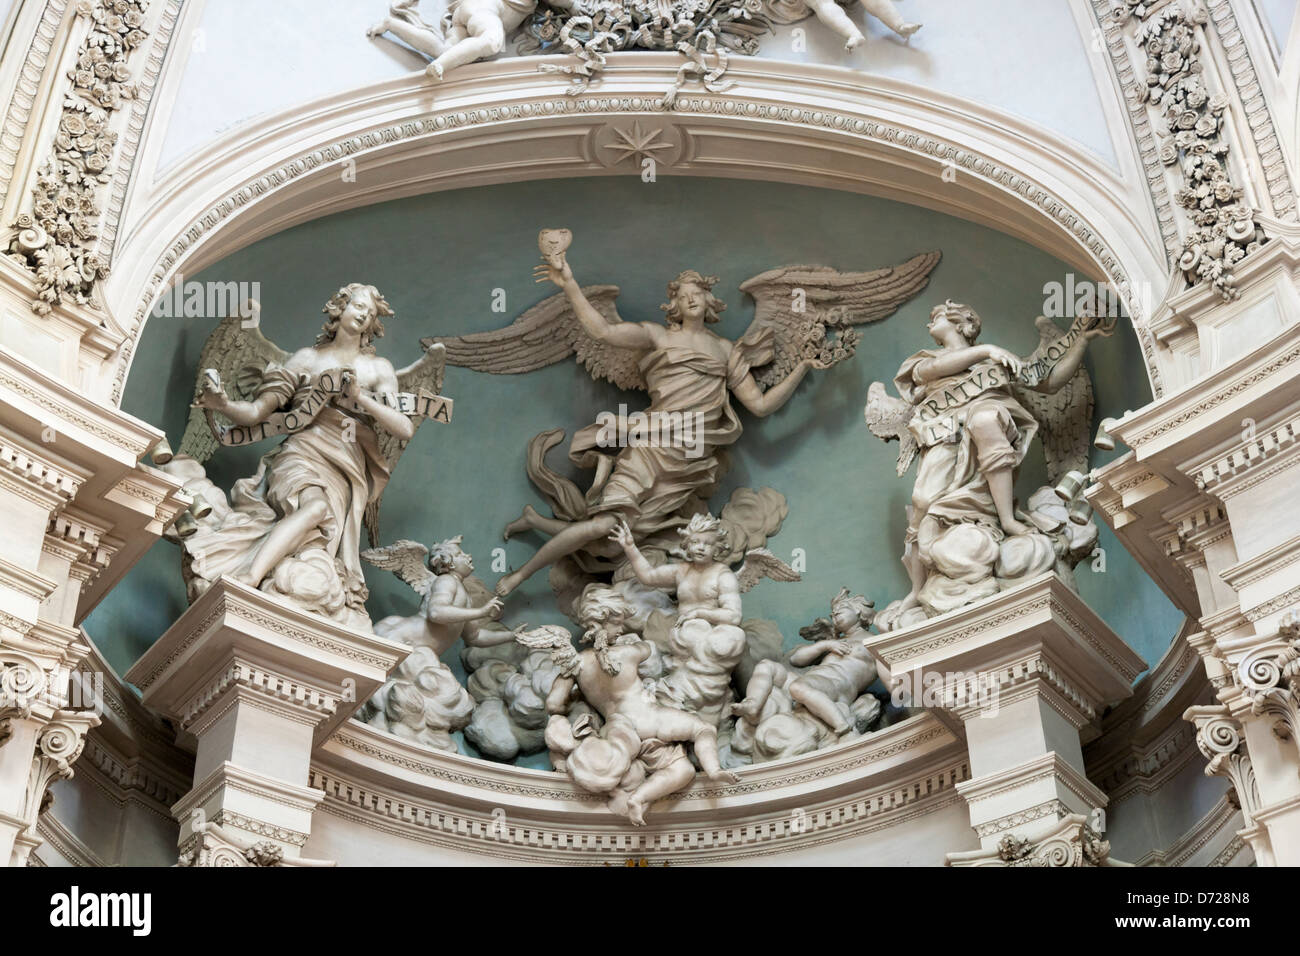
[171,284,448,630]
[863,299,1112,626]
[427,231,939,597]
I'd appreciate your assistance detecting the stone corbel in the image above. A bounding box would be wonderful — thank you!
[866,573,1144,866]
[0,706,98,867]
[948,812,1121,867]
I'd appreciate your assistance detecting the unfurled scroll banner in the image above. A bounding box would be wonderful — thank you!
[206,368,453,448]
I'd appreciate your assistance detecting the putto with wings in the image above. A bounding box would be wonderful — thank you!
[170,283,452,632]
[427,229,939,597]
[863,300,1114,628]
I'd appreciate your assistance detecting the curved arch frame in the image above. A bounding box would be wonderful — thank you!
[104,54,1173,404]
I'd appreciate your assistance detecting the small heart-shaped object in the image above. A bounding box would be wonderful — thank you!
[538,228,572,261]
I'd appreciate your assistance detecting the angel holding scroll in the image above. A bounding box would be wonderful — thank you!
[427,231,940,597]
[172,283,450,631]
[865,300,1113,626]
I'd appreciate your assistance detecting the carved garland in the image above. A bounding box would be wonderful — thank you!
[1117,0,1267,301]
[6,0,150,315]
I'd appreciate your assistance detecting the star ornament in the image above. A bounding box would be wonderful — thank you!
[601,121,675,167]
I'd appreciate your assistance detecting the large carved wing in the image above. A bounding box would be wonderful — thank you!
[364,343,449,547]
[423,285,647,392]
[734,548,801,594]
[864,381,919,477]
[1012,316,1095,484]
[361,539,437,598]
[177,310,288,462]
[736,252,942,389]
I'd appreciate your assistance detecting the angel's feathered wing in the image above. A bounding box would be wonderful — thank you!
[177,312,288,462]
[1012,316,1095,483]
[797,616,835,643]
[864,381,919,476]
[360,539,436,598]
[514,625,581,675]
[735,548,801,594]
[364,344,448,547]
[423,285,646,392]
[737,251,942,389]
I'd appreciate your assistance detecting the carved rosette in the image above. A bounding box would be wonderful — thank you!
[6,0,150,314]
[1116,0,1267,300]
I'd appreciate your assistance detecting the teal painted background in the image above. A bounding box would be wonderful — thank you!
[89,175,1183,757]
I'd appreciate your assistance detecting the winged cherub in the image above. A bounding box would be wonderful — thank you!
[731,588,881,737]
[765,0,920,53]
[864,301,1112,626]
[428,232,939,597]
[516,589,739,825]
[612,512,800,726]
[367,0,574,82]
[361,537,507,650]
[174,284,448,630]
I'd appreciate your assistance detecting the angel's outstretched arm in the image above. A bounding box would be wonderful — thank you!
[1032,319,1111,394]
[426,577,504,624]
[731,358,818,417]
[610,519,677,589]
[462,621,517,648]
[535,258,654,350]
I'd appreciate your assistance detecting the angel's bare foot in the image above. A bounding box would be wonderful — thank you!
[625,797,647,826]
[1001,518,1034,537]
[366,19,392,38]
[503,506,538,540]
[495,571,523,597]
[897,22,922,37]
[426,61,445,81]
[708,767,741,784]
[727,699,760,722]
[844,32,865,50]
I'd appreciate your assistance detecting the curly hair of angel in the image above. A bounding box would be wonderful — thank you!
[317,282,394,352]
[661,270,726,326]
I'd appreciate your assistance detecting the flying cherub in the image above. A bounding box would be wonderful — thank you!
[428,230,941,596]
[368,0,574,82]
[515,587,739,825]
[361,536,508,653]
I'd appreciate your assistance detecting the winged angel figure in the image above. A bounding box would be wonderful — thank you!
[426,231,940,597]
[863,301,1113,626]
[173,284,450,631]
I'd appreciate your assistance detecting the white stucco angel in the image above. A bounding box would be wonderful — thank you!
[732,588,881,739]
[612,512,799,726]
[356,536,508,750]
[864,303,1113,626]
[172,284,452,631]
[428,230,940,597]
[517,588,739,825]
[765,0,920,52]
[367,0,573,81]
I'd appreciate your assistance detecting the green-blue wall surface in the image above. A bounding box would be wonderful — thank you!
[90,176,1184,761]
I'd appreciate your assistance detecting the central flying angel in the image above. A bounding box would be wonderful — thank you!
[429,233,940,597]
